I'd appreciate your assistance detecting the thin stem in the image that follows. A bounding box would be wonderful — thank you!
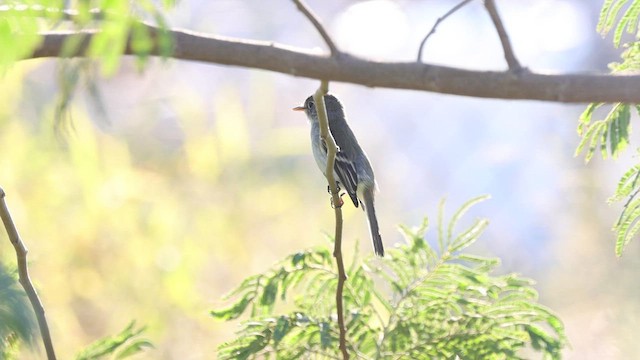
[417,0,475,62]
[292,0,340,57]
[484,0,523,72]
[0,188,57,360]
[313,82,349,359]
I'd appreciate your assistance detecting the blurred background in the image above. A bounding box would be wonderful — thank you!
[1,0,639,358]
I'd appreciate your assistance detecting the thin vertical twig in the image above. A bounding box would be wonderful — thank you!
[483,0,523,72]
[292,0,340,57]
[0,188,57,360]
[313,83,349,359]
[417,0,475,62]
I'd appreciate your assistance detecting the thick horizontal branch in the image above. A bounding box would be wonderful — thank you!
[29,24,640,103]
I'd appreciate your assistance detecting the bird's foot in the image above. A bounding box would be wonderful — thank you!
[326,183,341,194]
[330,193,345,209]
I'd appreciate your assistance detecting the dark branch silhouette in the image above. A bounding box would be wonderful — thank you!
[417,0,475,62]
[484,0,523,72]
[292,0,340,57]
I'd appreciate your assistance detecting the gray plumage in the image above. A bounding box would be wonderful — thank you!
[296,94,384,257]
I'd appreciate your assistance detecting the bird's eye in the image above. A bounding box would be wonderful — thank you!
[307,101,315,110]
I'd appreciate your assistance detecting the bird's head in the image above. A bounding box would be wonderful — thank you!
[292,94,344,123]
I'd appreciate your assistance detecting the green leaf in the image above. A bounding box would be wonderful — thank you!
[0,266,36,354]
[319,321,331,348]
[130,21,153,69]
[589,121,608,162]
[602,0,634,46]
[623,1,640,35]
[75,322,150,360]
[575,117,606,161]
[614,201,640,256]
[260,276,279,309]
[114,340,153,359]
[610,164,640,201]
[451,219,489,253]
[291,252,305,266]
[210,295,253,320]
[456,254,500,271]
[608,104,631,157]
[609,163,640,256]
[0,7,43,71]
[576,103,632,162]
[613,2,632,46]
[577,103,603,136]
[447,195,490,246]
[272,316,290,344]
[437,197,446,252]
[597,0,617,34]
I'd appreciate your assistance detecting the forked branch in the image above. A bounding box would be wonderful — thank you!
[417,0,475,62]
[292,0,340,57]
[484,0,523,72]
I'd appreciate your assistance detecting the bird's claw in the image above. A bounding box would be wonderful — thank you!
[327,183,341,194]
[330,193,345,209]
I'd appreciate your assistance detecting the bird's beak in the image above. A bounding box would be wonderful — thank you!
[292,106,305,112]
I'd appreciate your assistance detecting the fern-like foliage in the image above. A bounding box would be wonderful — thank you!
[74,322,152,360]
[0,265,36,359]
[212,196,567,359]
[610,164,640,256]
[598,0,640,47]
[578,0,640,255]
[575,103,632,162]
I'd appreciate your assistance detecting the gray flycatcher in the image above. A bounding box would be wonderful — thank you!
[293,94,384,256]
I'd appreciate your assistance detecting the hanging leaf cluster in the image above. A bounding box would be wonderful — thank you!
[579,0,640,255]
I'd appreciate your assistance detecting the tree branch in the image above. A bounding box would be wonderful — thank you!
[417,0,475,62]
[27,25,640,103]
[0,188,57,360]
[292,0,340,57]
[313,82,350,359]
[484,0,523,72]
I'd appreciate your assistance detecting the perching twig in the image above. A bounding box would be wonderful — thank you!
[0,188,57,360]
[313,82,349,359]
[292,0,340,57]
[484,0,523,72]
[417,0,475,62]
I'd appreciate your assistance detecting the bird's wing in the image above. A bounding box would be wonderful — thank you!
[334,150,360,207]
[321,140,359,207]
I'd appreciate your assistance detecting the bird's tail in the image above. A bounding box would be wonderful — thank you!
[362,188,384,257]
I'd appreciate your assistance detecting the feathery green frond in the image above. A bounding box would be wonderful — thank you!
[75,322,152,360]
[575,103,631,162]
[581,1,640,256]
[611,165,640,255]
[0,265,36,359]
[213,198,566,359]
[598,0,640,46]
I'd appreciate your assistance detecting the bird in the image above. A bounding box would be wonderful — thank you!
[293,94,384,256]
